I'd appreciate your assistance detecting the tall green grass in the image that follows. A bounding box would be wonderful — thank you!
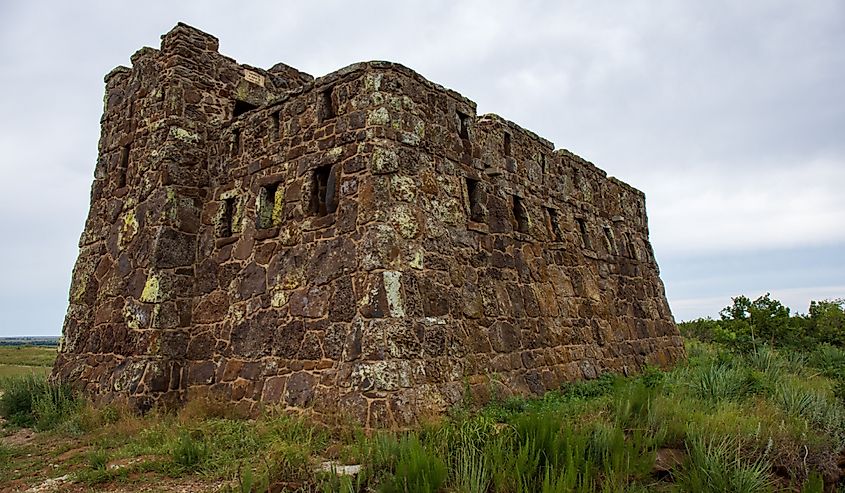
[677,435,774,493]
[0,374,79,429]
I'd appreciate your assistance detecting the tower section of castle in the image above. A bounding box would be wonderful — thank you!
[54,23,684,426]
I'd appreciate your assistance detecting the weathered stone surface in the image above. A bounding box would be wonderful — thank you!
[54,23,684,428]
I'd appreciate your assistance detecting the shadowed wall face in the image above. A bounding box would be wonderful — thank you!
[53,23,683,427]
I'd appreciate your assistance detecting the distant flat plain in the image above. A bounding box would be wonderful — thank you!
[0,343,57,379]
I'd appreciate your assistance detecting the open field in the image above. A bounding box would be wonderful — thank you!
[0,346,56,380]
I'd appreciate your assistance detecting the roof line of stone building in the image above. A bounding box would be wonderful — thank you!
[104,21,645,198]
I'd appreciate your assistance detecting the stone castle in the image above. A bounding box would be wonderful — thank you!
[53,23,684,427]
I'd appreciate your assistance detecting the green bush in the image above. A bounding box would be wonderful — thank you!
[0,374,78,429]
[808,344,845,379]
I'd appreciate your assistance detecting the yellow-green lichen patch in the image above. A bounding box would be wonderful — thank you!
[367,107,390,126]
[140,274,160,303]
[118,210,139,249]
[170,126,200,143]
[390,204,419,239]
[408,247,424,270]
[280,268,304,290]
[271,288,288,308]
[350,360,413,391]
[364,73,383,93]
[272,187,285,226]
[390,175,417,202]
[370,147,399,175]
[326,146,344,162]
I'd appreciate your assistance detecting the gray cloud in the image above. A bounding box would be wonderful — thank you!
[1,0,842,335]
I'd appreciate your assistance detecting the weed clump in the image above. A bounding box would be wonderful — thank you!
[0,374,79,430]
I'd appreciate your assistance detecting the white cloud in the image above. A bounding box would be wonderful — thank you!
[646,156,845,254]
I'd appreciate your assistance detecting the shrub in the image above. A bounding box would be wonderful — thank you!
[808,344,845,379]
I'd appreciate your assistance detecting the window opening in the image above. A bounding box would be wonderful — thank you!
[257,182,282,229]
[271,111,280,141]
[576,217,591,249]
[625,232,637,259]
[504,132,512,156]
[457,111,471,140]
[319,87,336,121]
[219,197,236,237]
[513,196,529,234]
[233,100,258,118]
[546,207,562,241]
[117,145,129,188]
[232,128,242,156]
[465,177,483,223]
[311,164,338,216]
[540,154,546,175]
[603,226,617,254]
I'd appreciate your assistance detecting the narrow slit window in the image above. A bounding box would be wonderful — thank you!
[232,128,242,156]
[233,100,258,118]
[603,226,617,254]
[465,177,483,223]
[117,145,129,188]
[319,87,336,121]
[270,111,280,141]
[504,132,512,157]
[539,154,546,175]
[576,217,592,249]
[257,182,282,229]
[457,111,470,140]
[311,164,338,216]
[625,232,638,259]
[546,207,562,241]
[513,196,529,234]
[219,197,236,237]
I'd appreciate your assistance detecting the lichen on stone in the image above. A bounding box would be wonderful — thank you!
[169,126,200,143]
[140,274,160,303]
[382,270,404,317]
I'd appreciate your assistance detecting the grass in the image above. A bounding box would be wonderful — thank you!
[0,345,55,379]
[1,338,844,491]
[0,346,57,367]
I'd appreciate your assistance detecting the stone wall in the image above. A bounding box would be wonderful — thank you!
[54,23,684,426]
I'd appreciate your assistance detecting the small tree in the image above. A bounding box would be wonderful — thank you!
[719,294,794,351]
[807,299,845,346]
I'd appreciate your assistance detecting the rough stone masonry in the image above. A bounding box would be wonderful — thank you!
[53,23,685,427]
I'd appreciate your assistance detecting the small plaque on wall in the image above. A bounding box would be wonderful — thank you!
[243,69,265,87]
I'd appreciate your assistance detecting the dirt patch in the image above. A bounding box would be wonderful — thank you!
[1,428,36,447]
[56,446,90,462]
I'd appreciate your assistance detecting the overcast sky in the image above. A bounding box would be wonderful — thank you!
[1,0,843,337]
